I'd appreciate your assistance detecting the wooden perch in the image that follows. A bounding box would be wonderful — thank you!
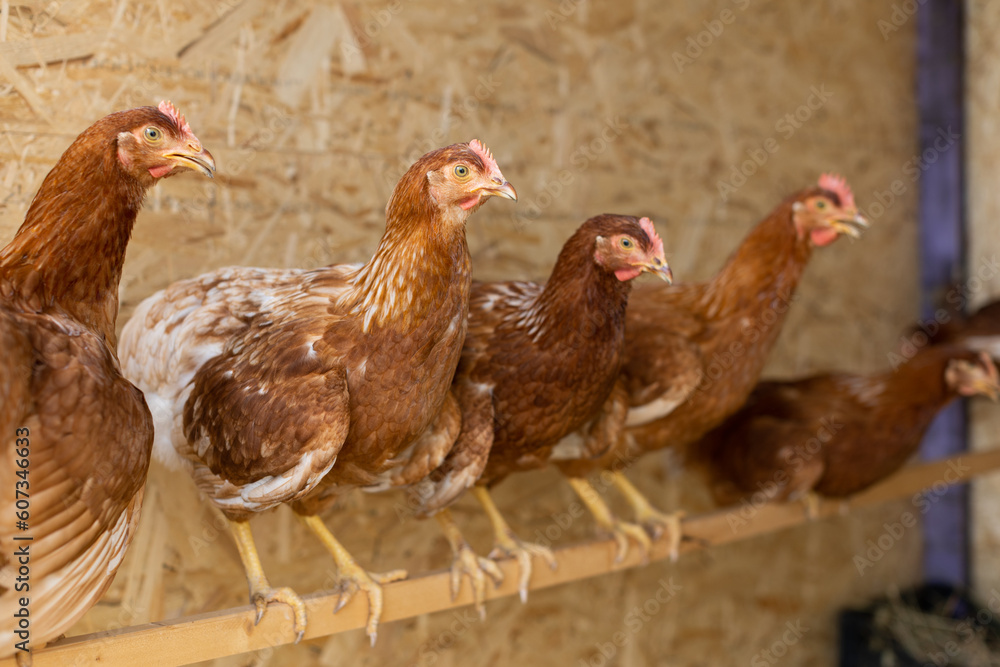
[8,449,1000,667]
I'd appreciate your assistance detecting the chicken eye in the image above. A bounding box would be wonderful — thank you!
[815,199,827,209]
[144,126,163,143]
[454,164,471,179]
[620,237,634,249]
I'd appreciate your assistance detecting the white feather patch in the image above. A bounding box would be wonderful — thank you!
[962,335,1000,359]
[549,432,586,460]
[625,394,686,428]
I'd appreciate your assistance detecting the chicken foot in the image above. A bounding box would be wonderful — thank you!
[473,487,557,603]
[567,477,651,563]
[610,472,685,562]
[229,519,308,643]
[299,515,407,645]
[434,509,504,619]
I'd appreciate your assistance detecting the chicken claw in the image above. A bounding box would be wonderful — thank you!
[605,517,653,563]
[567,477,651,563]
[329,565,408,644]
[300,515,407,645]
[435,509,503,618]
[640,509,685,562]
[488,534,557,605]
[229,519,308,643]
[447,544,505,618]
[473,487,557,603]
[611,472,685,562]
[252,586,308,643]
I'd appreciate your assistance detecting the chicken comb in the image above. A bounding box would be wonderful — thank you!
[818,173,855,209]
[639,217,664,257]
[158,100,193,137]
[468,139,500,175]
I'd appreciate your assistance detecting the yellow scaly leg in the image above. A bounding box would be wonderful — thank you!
[567,477,651,563]
[300,515,407,645]
[473,486,557,603]
[611,472,685,562]
[434,509,503,619]
[229,519,307,643]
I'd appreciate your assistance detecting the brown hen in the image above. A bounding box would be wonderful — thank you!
[397,215,669,610]
[119,141,515,644]
[0,103,214,660]
[695,345,999,513]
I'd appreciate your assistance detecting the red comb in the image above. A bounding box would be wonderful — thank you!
[158,100,193,137]
[469,139,500,175]
[818,173,855,209]
[639,217,664,257]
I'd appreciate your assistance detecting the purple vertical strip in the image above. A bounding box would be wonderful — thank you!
[917,0,966,585]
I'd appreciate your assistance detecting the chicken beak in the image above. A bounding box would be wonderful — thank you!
[165,144,217,178]
[477,176,517,202]
[828,211,869,239]
[641,257,673,283]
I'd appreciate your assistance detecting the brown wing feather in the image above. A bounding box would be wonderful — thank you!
[0,310,151,653]
[697,407,827,506]
[122,266,354,518]
[407,382,494,515]
[621,310,704,424]
[368,390,462,491]
[0,311,31,443]
[184,327,350,485]
[552,379,630,478]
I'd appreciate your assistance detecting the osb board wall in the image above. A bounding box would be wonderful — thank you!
[967,0,1000,604]
[0,0,925,665]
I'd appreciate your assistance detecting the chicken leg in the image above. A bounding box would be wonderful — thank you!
[434,509,504,619]
[229,519,308,643]
[299,515,407,645]
[472,486,557,603]
[610,472,684,562]
[566,477,651,562]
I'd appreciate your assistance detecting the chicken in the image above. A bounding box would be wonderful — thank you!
[694,345,1000,511]
[118,141,516,644]
[553,175,869,560]
[0,102,215,661]
[399,215,670,610]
